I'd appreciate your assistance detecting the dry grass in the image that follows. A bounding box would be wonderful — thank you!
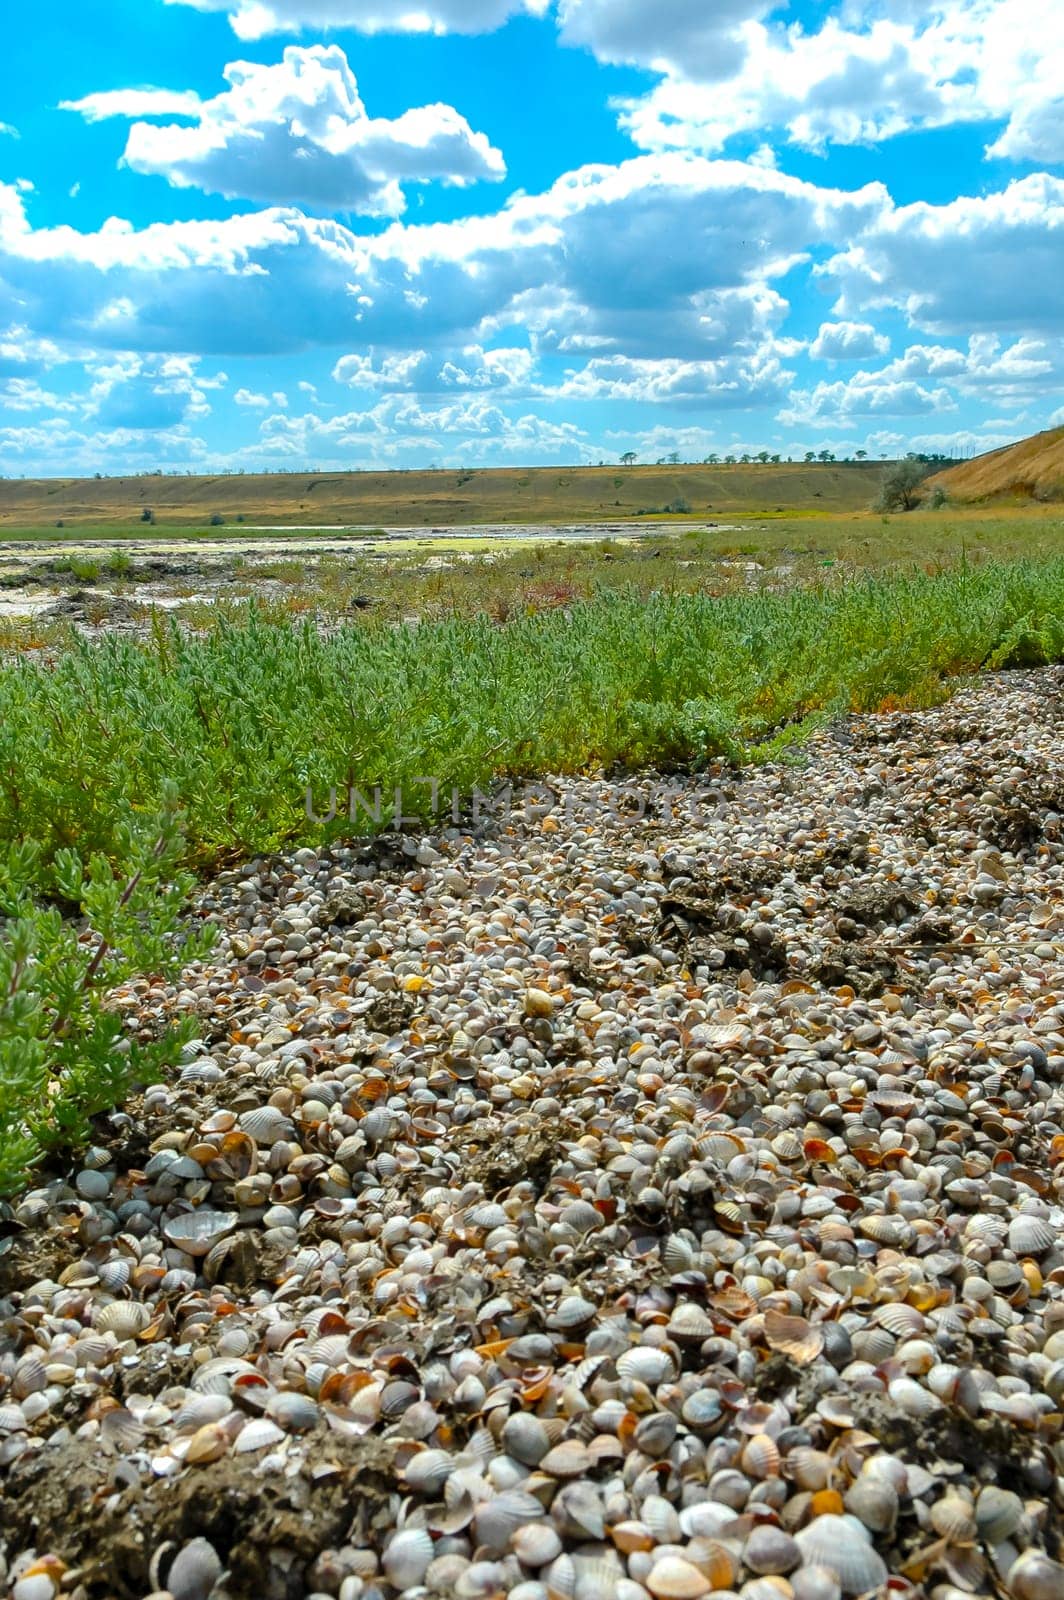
[932,426,1064,504]
[0,460,885,532]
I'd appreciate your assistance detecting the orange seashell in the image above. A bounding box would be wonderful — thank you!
[803,1139,837,1163]
[476,1338,515,1359]
[811,1489,845,1516]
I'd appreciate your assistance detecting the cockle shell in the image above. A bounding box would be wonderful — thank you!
[162,1210,238,1257]
[794,1516,888,1596]
[645,1557,711,1599]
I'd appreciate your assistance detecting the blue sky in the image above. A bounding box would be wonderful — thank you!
[0,0,1061,475]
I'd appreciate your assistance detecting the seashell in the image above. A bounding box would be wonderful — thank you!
[887,1377,942,1418]
[617,1348,675,1385]
[162,1210,239,1257]
[97,1259,132,1293]
[645,1556,712,1599]
[743,1526,800,1575]
[265,1391,319,1433]
[167,1538,223,1600]
[1007,1215,1056,1256]
[474,1492,546,1557]
[975,1486,1024,1544]
[547,1295,597,1331]
[239,1106,296,1145]
[794,1515,888,1596]
[404,1447,457,1492]
[678,1503,737,1541]
[546,1554,577,1600]
[791,1568,842,1600]
[234,1418,286,1453]
[763,1310,823,1365]
[541,1440,593,1479]
[513,1524,563,1568]
[184,1423,231,1464]
[95,1302,150,1338]
[858,1214,914,1248]
[191,1356,258,1395]
[873,1303,926,1338]
[1007,1550,1064,1600]
[740,1433,781,1480]
[383,1528,434,1591]
[551,1482,606,1541]
[502,1412,551,1467]
[11,1356,46,1399]
[844,1475,898,1535]
[663,1236,695,1272]
[642,1496,682,1544]
[666,1303,715,1344]
[930,1492,977,1543]
[610,1523,655,1555]
[681,1390,723,1432]
[175,1394,232,1431]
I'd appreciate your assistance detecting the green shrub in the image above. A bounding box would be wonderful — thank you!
[0,791,213,1195]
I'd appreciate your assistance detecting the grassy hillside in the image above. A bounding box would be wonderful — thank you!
[931,427,1064,503]
[0,459,884,531]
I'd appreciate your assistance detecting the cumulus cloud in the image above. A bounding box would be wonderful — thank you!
[234,387,271,405]
[253,393,592,465]
[780,334,1059,427]
[63,46,505,214]
[84,354,220,430]
[602,1,1064,163]
[0,158,888,361]
[822,174,1064,335]
[810,321,890,361]
[166,0,549,40]
[556,0,769,81]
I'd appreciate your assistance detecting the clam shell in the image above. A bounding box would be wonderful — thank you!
[383,1528,434,1590]
[975,1486,1024,1544]
[234,1418,286,1453]
[474,1492,546,1556]
[646,1557,712,1599]
[763,1309,823,1365]
[743,1526,800,1575]
[1007,1215,1056,1256]
[616,1348,675,1384]
[162,1210,239,1257]
[167,1537,223,1600]
[794,1515,888,1596]
[930,1493,977,1543]
[239,1105,297,1144]
[1007,1550,1064,1600]
[513,1524,563,1567]
[95,1302,150,1338]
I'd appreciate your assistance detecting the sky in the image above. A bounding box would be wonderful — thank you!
[0,0,1061,477]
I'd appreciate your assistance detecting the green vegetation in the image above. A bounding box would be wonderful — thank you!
[0,791,213,1195]
[1,560,1062,894]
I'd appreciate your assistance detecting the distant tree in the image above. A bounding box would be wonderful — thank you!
[770,453,781,464]
[666,450,681,465]
[621,451,637,467]
[855,449,868,461]
[724,454,736,464]
[804,451,816,463]
[756,450,771,464]
[875,457,927,512]
[818,449,836,463]
[703,453,720,464]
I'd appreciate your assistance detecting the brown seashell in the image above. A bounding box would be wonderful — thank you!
[764,1310,824,1365]
[646,1556,712,1599]
[741,1433,782,1479]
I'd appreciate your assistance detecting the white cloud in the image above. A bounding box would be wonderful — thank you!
[822,174,1064,336]
[253,392,592,465]
[780,334,1059,427]
[0,158,887,361]
[0,123,19,140]
[166,0,549,40]
[60,89,204,123]
[603,1,1064,163]
[83,353,218,429]
[549,350,793,408]
[556,0,769,80]
[64,46,505,214]
[333,344,534,391]
[810,321,890,361]
[235,387,271,405]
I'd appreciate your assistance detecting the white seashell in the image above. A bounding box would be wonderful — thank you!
[975,1486,1024,1544]
[383,1528,434,1590]
[1007,1215,1056,1256]
[168,1537,224,1600]
[794,1515,888,1596]
[791,1569,842,1600]
[404,1447,457,1492]
[162,1210,239,1257]
[95,1302,150,1338]
[1007,1550,1064,1600]
[513,1524,563,1568]
[190,1356,258,1395]
[474,1491,546,1556]
[617,1348,675,1384]
[844,1475,898,1535]
[646,1557,711,1599]
[234,1418,286,1453]
[887,1377,942,1418]
[239,1106,296,1144]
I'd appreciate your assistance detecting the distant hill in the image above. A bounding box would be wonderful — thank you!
[0,459,884,532]
[930,427,1064,503]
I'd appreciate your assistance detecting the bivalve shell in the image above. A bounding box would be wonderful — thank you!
[793,1516,888,1596]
